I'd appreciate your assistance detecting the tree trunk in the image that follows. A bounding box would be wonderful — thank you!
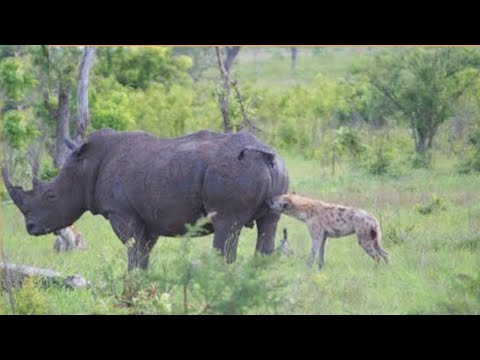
[215,47,232,133]
[223,46,241,73]
[54,85,70,168]
[27,141,41,180]
[415,131,427,155]
[53,48,96,252]
[291,47,298,71]
[427,127,436,149]
[74,47,96,143]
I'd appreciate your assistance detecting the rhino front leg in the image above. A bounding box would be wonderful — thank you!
[255,212,281,255]
[128,234,157,271]
[109,213,157,271]
[212,220,242,264]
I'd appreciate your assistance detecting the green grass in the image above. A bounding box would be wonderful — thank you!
[2,152,479,314]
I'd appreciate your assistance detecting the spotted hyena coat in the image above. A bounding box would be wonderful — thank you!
[269,193,389,269]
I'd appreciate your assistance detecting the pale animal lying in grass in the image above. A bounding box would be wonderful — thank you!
[268,193,389,269]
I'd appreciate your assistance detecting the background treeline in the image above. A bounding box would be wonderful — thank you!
[2,46,480,195]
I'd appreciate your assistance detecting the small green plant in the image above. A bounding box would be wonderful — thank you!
[435,273,480,314]
[11,277,49,315]
[410,152,432,169]
[334,126,366,160]
[458,124,480,173]
[364,144,392,175]
[416,194,448,215]
[40,162,59,181]
[383,223,417,246]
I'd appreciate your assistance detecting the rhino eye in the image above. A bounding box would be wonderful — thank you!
[45,191,56,202]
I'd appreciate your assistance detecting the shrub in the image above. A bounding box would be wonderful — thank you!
[10,277,49,315]
[416,194,448,215]
[458,123,480,173]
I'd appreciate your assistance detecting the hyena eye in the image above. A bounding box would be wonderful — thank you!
[282,203,290,210]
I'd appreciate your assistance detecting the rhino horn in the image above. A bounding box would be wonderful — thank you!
[2,167,27,211]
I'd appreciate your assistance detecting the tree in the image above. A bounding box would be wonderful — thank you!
[95,46,191,90]
[362,47,480,155]
[0,46,39,186]
[222,46,241,73]
[291,47,297,71]
[31,46,96,251]
[215,47,257,133]
[31,46,82,167]
[75,47,96,143]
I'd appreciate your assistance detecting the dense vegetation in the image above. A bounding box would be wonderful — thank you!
[1,46,479,314]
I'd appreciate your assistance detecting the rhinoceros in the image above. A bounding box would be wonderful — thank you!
[3,129,289,270]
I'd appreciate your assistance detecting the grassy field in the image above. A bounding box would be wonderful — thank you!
[2,151,479,314]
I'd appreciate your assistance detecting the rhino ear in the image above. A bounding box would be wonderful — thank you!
[32,177,42,190]
[71,142,88,158]
[64,138,88,158]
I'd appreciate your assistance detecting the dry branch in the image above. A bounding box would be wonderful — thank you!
[1,262,90,290]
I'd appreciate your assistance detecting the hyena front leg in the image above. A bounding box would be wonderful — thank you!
[318,235,328,270]
[307,229,324,268]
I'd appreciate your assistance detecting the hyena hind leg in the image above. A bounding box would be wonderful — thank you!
[358,234,382,263]
[374,242,389,264]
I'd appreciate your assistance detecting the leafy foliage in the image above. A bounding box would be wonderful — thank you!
[2,109,39,149]
[358,47,480,155]
[416,194,448,215]
[10,277,49,315]
[458,120,480,173]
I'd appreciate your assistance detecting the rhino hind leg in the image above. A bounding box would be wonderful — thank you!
[255,212,281,255]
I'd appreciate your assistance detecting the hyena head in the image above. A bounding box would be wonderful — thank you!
[268,193,309,220]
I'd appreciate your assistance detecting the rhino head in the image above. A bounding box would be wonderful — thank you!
[2,141,87,236]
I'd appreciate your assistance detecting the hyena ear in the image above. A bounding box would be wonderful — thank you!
[291,190,296,195]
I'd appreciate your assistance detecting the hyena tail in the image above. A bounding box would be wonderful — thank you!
[371,227,389,264]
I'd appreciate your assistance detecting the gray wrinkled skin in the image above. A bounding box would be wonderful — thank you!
[3,129,289,270]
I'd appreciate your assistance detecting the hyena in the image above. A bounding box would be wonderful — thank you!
[268,193,389,269]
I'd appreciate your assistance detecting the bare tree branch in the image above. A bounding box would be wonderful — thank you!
[223,46,241,73]
[215,47,232,132]
[215,47,261,133]
[75,47,96,143]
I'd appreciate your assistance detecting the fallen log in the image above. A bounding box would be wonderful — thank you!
[1,262,90,290]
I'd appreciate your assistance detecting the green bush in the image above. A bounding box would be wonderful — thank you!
[362,139,393,175]
[40,161,59,181]
[416,194,448,215]
[458,123,480,173]
[410,152,432,169]
[334,126,366,160]
[10,277,49,315]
